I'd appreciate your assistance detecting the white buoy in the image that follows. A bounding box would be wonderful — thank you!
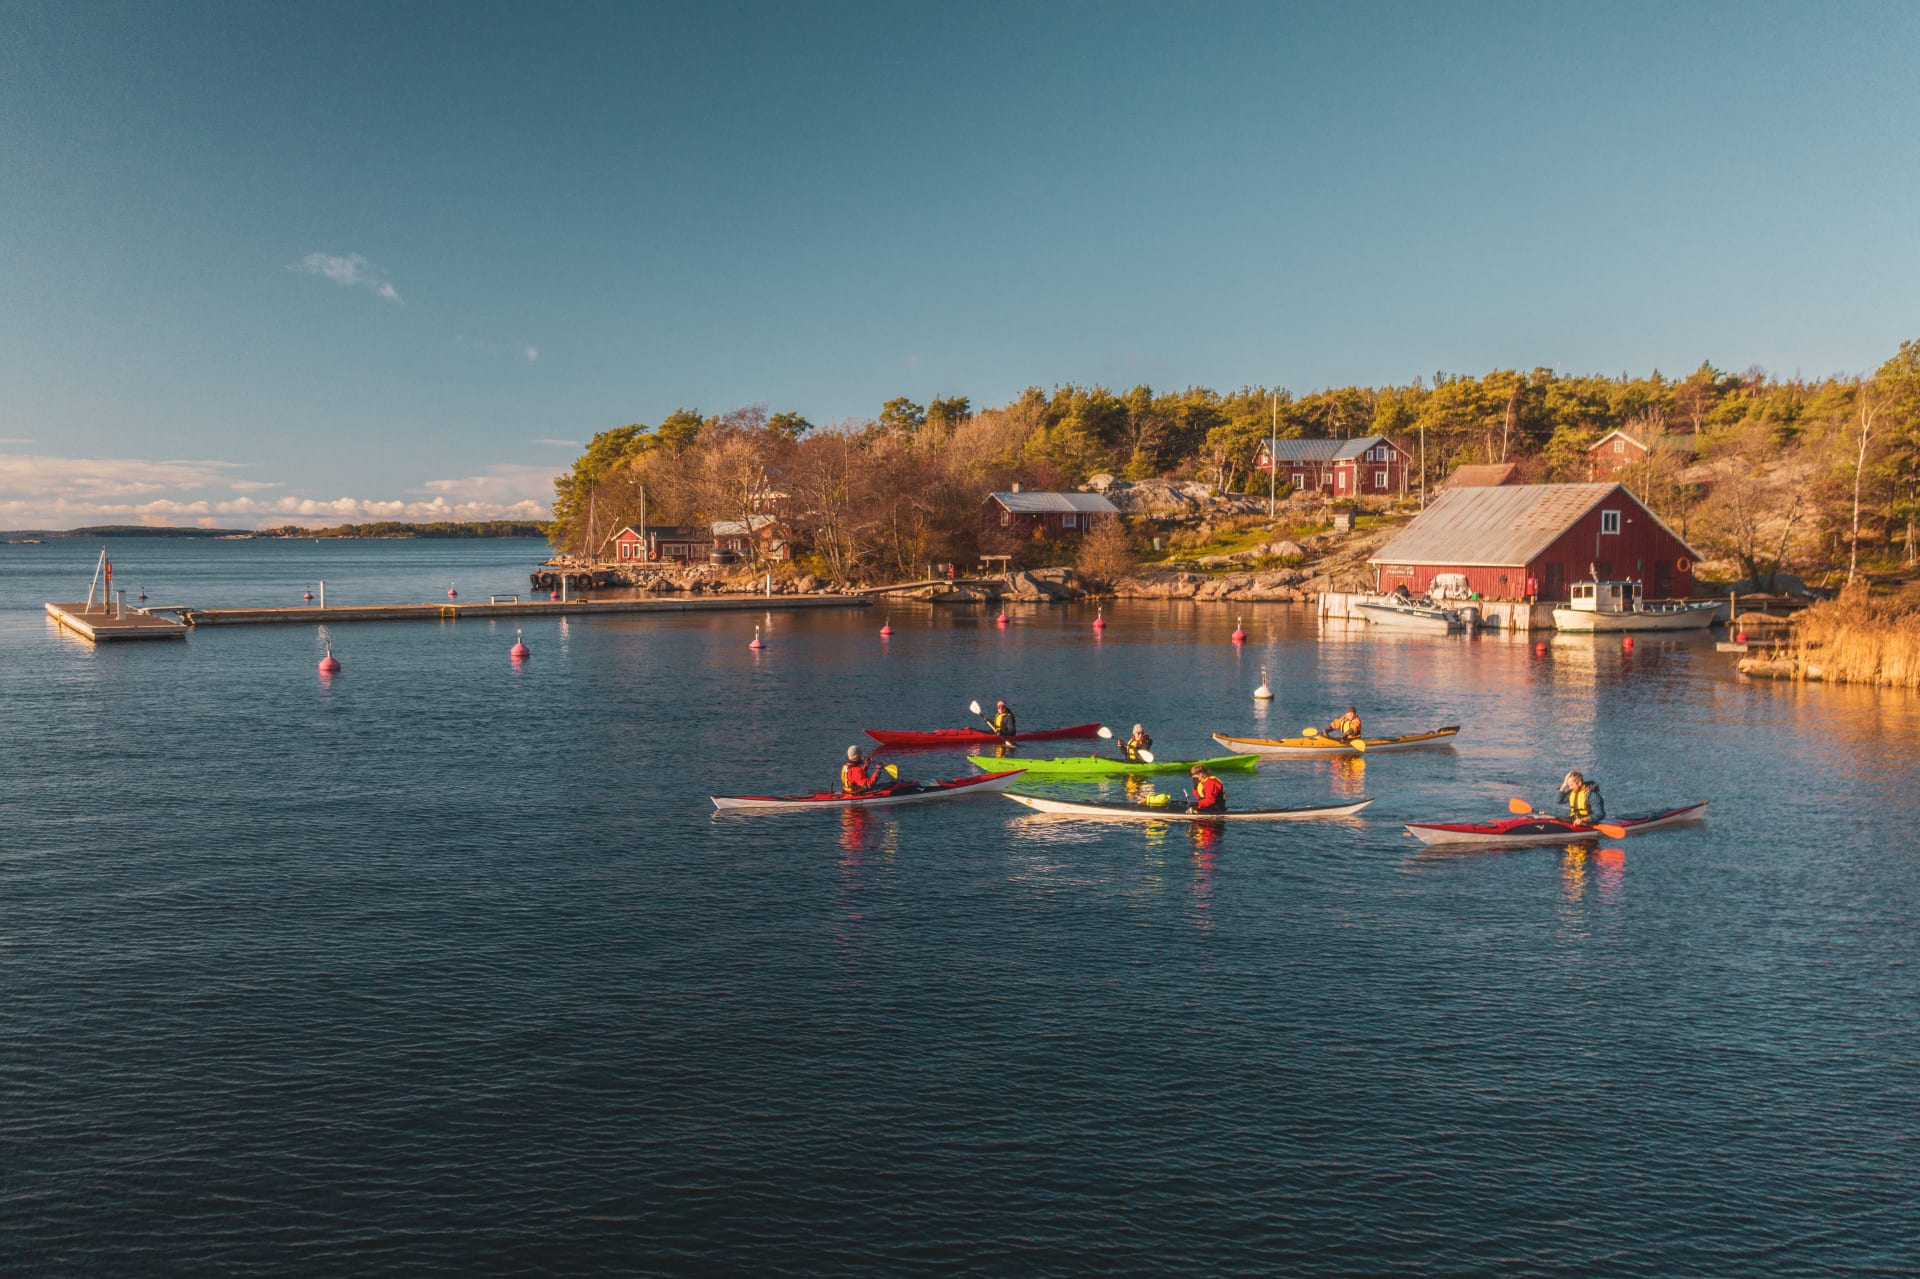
[1254,666,1273,700]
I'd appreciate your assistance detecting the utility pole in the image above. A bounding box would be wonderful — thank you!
[1268,391,1279,518]
[1419,424,1427,509]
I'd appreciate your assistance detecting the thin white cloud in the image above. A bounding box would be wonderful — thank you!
[525,346,539,363]
[0,437,34,445]
[292,252,403,304]
[0,451,556,528]
[532,438,581,448]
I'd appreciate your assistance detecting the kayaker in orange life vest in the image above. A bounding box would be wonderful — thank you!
[987,700,1016,739]
[1327,707,1363,740]
[1189,763,1226,813]
[841,745,884,795]
[1121,724,1153,762]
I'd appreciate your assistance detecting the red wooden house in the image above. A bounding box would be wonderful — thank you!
[610,525,711,564]
[1254,435,1410,499]
[1586,429,1699,480]
[1368,482,1698,601]
[985,488,1119,537]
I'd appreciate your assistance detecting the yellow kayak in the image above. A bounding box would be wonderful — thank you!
[1211,726,1460,757]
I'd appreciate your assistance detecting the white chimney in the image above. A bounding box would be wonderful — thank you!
[1011,482,1022,493]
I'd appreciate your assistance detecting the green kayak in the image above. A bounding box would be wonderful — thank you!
[967,753,1260,776]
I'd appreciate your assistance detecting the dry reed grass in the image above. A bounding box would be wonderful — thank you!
[1788,584,1920,687]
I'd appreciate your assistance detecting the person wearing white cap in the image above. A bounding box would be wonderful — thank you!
[1121,724,1154,763]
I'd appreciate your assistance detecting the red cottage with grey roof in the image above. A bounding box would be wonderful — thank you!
[1367,483,1698,601]
[1254,435,1410,498]
[985,489,1119,538]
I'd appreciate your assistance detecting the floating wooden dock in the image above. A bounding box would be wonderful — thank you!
[46,601,189,642]
[172,593,870,627]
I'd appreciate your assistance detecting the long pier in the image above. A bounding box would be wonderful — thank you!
[168,593,870,627]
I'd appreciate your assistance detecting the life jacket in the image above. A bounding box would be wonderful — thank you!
[1193,775,1226,812]
[1123,733,1153,762]
[1567,782,1604,822]
[989,710,1016,736]
[841,761,876,792]
[1332,712,1362,736]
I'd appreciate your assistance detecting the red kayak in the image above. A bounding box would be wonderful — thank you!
[864,723,1105,748]
[712,769,1025,811]
[1405,801,1708,848]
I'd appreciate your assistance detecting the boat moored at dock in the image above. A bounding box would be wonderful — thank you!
[1552,579,1720,633]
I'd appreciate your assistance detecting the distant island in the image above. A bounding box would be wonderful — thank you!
[2,521,547,540]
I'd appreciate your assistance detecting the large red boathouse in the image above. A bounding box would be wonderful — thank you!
[1368,482,1698,601]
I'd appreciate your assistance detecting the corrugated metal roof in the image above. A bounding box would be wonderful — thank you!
[1264,435,1392,463]
[990,491,1119,515]
[1446,463,1519,487]
[1368,483,1626,567]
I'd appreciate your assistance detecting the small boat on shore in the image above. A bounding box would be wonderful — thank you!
[1213,727,1460,757]
[1405,801,1708,847]
[1354,597,1466,633]
[866,724,1104,747]
[713,769,1025,812]
[968,753,1259,776]
[1552,578,1720,633]
[1007,793,1372,822]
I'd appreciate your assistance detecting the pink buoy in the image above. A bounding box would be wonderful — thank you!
[995,612,1009,627]
[1231,615,1246,644]
[1093,606,1106,632]
[510,629,530,661]
[1736,630,1747,643]
[1622,636,1634,651]
[879,619,893,637]
[549,590,559,601]
[303,591,313,601]
[318,648,341,673]
[748,625,764,650]
[1535,641,1548,654]
[448,583,458,599]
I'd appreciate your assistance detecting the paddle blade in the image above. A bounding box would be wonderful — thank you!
[1097,725,1114,738]
[1302,726,1320,737]
[968,700,982,715]
[1136,749,1155,763]
[1595,822,1627,839]
[1507,797,1534,814]
[884,764,899,779]
[1349,738,1367,753]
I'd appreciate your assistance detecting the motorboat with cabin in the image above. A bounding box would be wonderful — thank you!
[1551,575,1720,633]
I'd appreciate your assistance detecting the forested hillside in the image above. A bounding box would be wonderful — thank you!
[551,342,1920,588]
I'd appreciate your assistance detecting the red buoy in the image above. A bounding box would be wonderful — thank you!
[1231,615,1246,644]
[1093,607,1106,632]
[1535,641,1548,655]
[318,649,341,673]
[879,619,893,637]
[448,582,458,598]
[549,590,559,601]
[1736,630,1747,643]
[748,625,764,650]
[303,591,313,601]
[510,629,530,661]
[1622,636,1634,651]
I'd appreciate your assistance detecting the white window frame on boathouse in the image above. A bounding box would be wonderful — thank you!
[1062,513,1077,529]
[1601,509,1621,535]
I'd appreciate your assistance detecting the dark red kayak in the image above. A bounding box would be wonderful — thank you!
[1405,801,1708,847]
[865,723,1105,748]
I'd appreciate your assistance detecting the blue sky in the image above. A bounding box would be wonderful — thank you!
[3,0,1916,527]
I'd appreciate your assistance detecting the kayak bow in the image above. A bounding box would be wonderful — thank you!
[1212,726,1460,757]
[866,723,1105,747]
[1404,801,1708,847]
[967,753,1259,776]
[1006,793,1372,822]
[713,769,1026,812]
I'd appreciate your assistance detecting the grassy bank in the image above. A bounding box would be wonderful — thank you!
[1785,586,1920,687]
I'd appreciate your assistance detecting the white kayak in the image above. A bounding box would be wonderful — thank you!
[1006,793,1373,822]
[1404,801,1708,847]
[712,769,1025,812]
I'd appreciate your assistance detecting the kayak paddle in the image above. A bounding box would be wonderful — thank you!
[1099,723,1156,763]
[968,698,1016,739]
[1507,796,1625,838]
[1302,726,1320,737]
[1349,738,1367,753]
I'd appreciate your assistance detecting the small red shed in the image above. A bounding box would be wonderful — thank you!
[1368,482,1698,601]
[609,525,710,564]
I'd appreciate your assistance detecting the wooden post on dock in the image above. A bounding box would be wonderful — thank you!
[319,580,326,609]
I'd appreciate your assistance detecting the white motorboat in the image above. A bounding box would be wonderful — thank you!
[1353,597,1465,633]
[1552,579,1720,633]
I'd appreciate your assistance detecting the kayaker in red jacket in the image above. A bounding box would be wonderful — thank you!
[1189,763,1226,813]
[841,746,883,795]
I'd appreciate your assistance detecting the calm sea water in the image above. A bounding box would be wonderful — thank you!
[3,538,1917,1276]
